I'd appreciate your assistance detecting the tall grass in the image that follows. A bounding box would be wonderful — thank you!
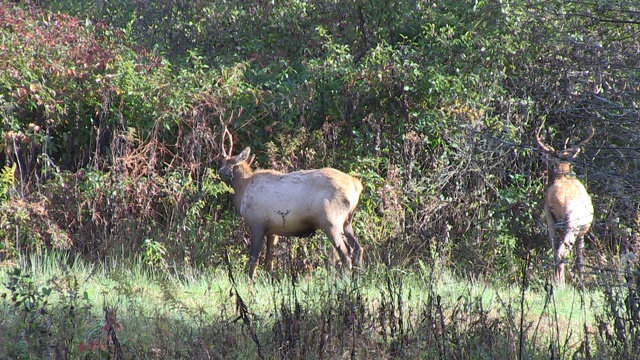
[0,251,626,359]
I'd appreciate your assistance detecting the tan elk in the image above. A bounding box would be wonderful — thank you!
[536,124,595,286]
[218,118,364,282]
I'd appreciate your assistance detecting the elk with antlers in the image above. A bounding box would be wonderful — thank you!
[536,123,595,286]
[218,113,364,282]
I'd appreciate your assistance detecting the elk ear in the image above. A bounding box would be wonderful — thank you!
[233,147,252,164]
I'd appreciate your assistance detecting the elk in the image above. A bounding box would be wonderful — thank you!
[218,118,364,282]
[536,124,595,286]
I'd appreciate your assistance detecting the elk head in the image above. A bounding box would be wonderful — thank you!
[536,123,594,177]
[218,108,254,183]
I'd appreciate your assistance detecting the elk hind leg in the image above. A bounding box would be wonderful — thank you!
[556,230,578,286]
[324,224,353,270]
[545,206,560,252]
[344,221,363,267]
[575,234,585,280]
[546,207,565,284]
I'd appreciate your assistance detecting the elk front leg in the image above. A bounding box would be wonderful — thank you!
[248,226,266,283]
[264,234,279,273]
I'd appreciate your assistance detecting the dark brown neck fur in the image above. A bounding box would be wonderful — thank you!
[230,162,254,211]
[555,162,572,178]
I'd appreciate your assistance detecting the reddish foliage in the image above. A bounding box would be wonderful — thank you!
[77,307,122,356]
[0,5,115,82]
[78,340,106,352]
[104,307,122,333]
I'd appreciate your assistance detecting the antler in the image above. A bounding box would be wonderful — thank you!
[535,120,559,157]
[576,126,595,148]
[559,126,595,160]
[219,108,244,158]
[536,120,595,160]
[220,122,233,158]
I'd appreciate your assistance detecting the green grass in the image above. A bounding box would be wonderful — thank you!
[0,251,618,359]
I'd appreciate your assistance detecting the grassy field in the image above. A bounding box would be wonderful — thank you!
[0,251,615,359]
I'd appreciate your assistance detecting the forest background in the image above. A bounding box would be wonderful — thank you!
[1,0,639,358]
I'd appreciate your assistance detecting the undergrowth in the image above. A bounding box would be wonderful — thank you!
[2,251,637,359]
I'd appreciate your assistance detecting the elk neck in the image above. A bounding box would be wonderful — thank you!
[229,161,254,205]
[555,161,573,178]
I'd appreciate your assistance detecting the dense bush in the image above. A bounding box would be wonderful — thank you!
[1,0,639,286]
